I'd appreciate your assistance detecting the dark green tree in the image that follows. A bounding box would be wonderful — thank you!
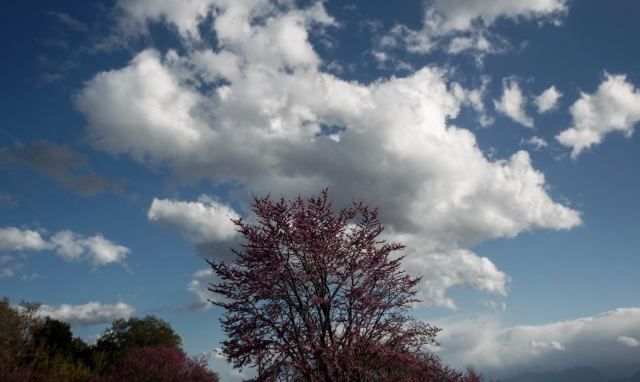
[32,318,75,358]
[0,298,41,367]
[94,315,182,371]
[0,298,23,366]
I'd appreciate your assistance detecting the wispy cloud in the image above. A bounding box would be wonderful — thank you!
[0,141,126,197]
[47,10,88,32]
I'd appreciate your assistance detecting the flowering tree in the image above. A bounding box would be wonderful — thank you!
[210,190,479,381]
[93,346,219,382]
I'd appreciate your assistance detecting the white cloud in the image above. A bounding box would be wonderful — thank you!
[76,0,580,308]
[452,76,494,126]
[521,136,548,151]
[74,50,207,163]
[404,247,510,309]
[187,268,219,310]
[447,33,495,58]
[205,348,251,381]
[148,195,239,243]
[557,73,640,158]
[617,335,640,348]
[379,0,567,56]
[38,301,135,326]
[436,308,640,376]
[0,226,129,270]
[148,195,241,261]
[50,230,130,267]
[0,227,50,252]
[116,0,216,40]
[494,79,534,127]
[535,85,562,113]
[381,24,436,54]
[426,0,568,34]
[188,269,212,304]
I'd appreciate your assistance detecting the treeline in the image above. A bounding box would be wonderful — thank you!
[0,298,219,382]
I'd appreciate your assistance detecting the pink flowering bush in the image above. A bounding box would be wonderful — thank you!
[93,346,218,382]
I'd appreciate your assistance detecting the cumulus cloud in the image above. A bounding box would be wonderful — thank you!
[494,79,534,127]
[426,0,568,34]
[115,0,216,41]
[0,141,125,197]
[404,248,510,310]
[76,0,580,308]
[38,301,135,326]
[557,73,640,158]
[436,308,640,376]
[535,85,562,113]
[0,227,49,252]
[74,50,207,162]
[378,0,567,56]
[50,231,130,267]
[148,196,239,243]
[148,195,240,260]
[0,226,129,270]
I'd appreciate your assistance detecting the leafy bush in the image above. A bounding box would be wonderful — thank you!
[92,346,219,382]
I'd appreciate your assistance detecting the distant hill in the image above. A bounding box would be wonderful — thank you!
[501,367,640,382]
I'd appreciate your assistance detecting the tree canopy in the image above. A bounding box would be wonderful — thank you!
[96,315,182,350]
[0,300,218,382]
[210,190,480,381]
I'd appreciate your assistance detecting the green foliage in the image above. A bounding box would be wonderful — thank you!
[94,315,182,372]
[0,298,216,382]
[32,317,75,358]
[28,317,94,381]
[0,298,42,366]
[96,315,182,351]
[0,298,23,365]
[33,352,93,382]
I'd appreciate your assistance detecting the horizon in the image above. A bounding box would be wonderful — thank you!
[1,0,639,380]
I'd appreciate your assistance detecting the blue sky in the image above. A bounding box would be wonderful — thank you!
[1,0,640,379]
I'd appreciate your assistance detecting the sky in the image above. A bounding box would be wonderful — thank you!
[1,0,639,379]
